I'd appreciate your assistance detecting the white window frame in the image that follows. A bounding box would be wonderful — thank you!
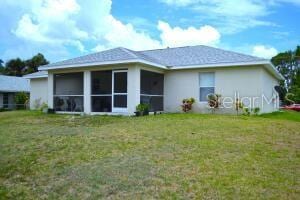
[199,72,215,103]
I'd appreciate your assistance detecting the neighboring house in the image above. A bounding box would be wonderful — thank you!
[25,45,283,115]
[0,75,30,109]
[24,71,48,109]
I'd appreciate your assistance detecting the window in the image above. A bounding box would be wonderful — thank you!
[3,93,8,108]
[91,71,112,112]
[199,72,215,102]
[54,72,84,112]
[140,70,164,111]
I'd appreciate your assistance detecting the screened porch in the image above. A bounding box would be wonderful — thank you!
[52,69,164,114]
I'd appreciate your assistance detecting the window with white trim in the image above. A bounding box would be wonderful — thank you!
[199,72,215,102]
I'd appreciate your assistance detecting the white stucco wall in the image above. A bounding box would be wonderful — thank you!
[30,78,48,109]
[83,71,91,114]
[261,69,280,113]
[164,66,279,114]
[127,65,141,114]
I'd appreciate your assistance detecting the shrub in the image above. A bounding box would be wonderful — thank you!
[235,98,244,115]
[207,94,221,113]
[136,103,150,116]
[181,98,195,112]
[252,107,260,115]
[40,103,48,112]
[136,103,149,112]
[14,92,29,110]
[243,107,251,116]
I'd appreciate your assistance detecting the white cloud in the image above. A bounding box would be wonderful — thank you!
[3,0,222,61]
[158,21,220,47]
[91,44,107,52]
[13,0,88,52]
[14,14,48,43]
[252,45,278,59]
[160,0,195,6]
[160,0,276,33]
[11,0,162,54]
[101,15,162,50]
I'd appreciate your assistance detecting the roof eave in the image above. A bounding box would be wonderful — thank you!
[24,75,48,79]
[171,60,284,80]
[265,61,285,80]
[38,59,167,71]
[0,89,30,93]
[38,59,284,81]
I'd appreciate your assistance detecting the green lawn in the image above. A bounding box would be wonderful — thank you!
[0,111,299,199]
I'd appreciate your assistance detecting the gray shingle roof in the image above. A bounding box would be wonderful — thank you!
[44,47,142,68]
[140,45,267,67]
[0,75,30,92]
[40,45,267,69]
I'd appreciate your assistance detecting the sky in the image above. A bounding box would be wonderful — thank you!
[0,0,299,63]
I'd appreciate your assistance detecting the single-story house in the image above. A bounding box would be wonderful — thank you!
[0,75,30,109]
[25,45,283,115]
[24,71,48,109]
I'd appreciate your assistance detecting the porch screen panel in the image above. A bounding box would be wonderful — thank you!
[140,70,164,111]
[54,72,84,112]
[91,70,112,112]
[113,71,127,108]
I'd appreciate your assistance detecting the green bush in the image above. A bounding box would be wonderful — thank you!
[252,107,260,115]
[136,103,150,112]
[243,107,250,116]
[243,107,261,116]
[14,92,29,110]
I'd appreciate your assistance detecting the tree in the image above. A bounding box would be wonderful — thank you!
[5,58,26,77]
[1,53,49,76]
[288,68,300,103]
[271,46,300,104]
[24,53,49,74]
[0,59,4,74]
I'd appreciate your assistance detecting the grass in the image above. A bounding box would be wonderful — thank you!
[0,110,299,199]
[260,110,300,122]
